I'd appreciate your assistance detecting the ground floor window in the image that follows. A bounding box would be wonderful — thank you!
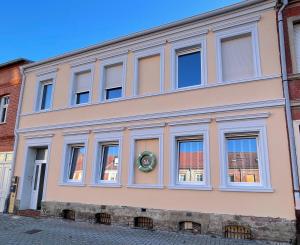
[68,145,85,182]
[99,143,119,182]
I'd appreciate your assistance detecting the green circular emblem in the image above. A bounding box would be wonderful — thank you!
[136,151,156,172]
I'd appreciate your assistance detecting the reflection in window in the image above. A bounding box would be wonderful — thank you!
[68,145,84,181]
[177,48,201,88]
[100,144,119,182]
[40,82,53,110]
[0,96,9,123]
[226,134,260,183]
[177,137,204,183]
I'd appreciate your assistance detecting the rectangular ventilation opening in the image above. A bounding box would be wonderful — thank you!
[134,217,153,230]
[179,221,201,234]
[62,209,75,221]
[95,213,111,225]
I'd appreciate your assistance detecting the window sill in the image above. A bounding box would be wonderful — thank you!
[219,186,274,193]
[127,184,164,189]
[68,102,92,109]
[89,183,122,188]
[168,184,212,191]
[173,84,205,92]
[58,182,86,187]
[101,97,124,103]
[0,122,7,125]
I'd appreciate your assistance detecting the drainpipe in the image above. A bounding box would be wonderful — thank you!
[4,67,26,213]
[278,0,300,206]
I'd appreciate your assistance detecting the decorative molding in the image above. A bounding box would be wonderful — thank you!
[215,112,270,122]
[92,126,125,134]
[17,98,285,134]
[167,29,209,43]
[62,129,91,136]
[211,15,261,32]
[168,118,211,126]
[218,187,274,193]
[127,184,164,189]
[36,67,58,77]
[24,134,55,140]
[71,57,97,68]
[127,122,166,130]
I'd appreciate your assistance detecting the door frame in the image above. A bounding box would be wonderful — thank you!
[19,137,52,210]
[30,159,47,210]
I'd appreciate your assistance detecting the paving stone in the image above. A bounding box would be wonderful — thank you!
[0,214,290,245]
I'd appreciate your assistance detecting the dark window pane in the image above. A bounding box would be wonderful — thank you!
[76,91,89,104]
[41,84,53,110]
[106,87,122,100]
[33,165,39,191]
[100,145,119,181]
[178,139,203,183]
[69,146,84,181]
[226,137,259,183]
[178,51,201,88]
[3,97,9,105]
[1,108,7,123]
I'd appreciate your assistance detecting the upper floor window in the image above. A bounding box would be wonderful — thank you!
[171,37,206,90]
[104,63,123,100]
[39,80,53,111]
[0,96,9,123]
[216,24,261,82]
[73,70,92,105]
[177,47,201,88]
[294,23,300,73]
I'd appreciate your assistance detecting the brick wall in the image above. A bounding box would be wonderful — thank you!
[283,1,300,120]
[0,61,28,152]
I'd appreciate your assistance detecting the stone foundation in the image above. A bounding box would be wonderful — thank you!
[39,201,295,243]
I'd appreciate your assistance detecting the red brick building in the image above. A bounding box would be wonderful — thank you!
[0,59,31,212]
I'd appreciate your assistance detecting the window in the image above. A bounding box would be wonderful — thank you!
[294,23,300,73]
[73,71,92,105]
[104,64,123,100]
[216,24,261,82]
[39,81,53,110]
[67,145,85,182]
[169,124,210,190]
[177,47,201,88]
[177,136,204,184]
[226,133,260,184]
[218,120,272,192]
[99,144,119,182]
[0,96,9,123]
[221,34,254,81]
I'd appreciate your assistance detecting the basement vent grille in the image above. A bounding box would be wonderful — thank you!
[224,225,252,240]
[134,217,153,230]
[179,221,201,233]
[62,209,75,221]
[95,213,111,225]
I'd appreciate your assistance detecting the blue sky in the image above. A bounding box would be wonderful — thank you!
[0,0,242,64]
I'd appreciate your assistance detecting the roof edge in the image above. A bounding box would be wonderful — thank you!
[0,58,32,69]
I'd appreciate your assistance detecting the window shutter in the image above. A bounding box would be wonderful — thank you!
[105,64,123,89]
[221,33,254,81]
[75,71,91,93]
[294,23,300,73]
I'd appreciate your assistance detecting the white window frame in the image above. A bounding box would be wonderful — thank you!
[99,56,127,102]
[60,134,88,186]
[133,46,164,96]
[91,131,123,187]
[215,23,262,83]
[128,127,164,189]
[0,95,9,123]
[34,71,56,112]
[169,124,211,190]
[69,63,94,107]
[170,36,207,91]
[218,119,272,192]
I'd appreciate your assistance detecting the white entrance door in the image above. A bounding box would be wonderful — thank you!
[0,152,13,212]
[30,160,46,210]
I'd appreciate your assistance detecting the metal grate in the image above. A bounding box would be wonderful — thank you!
[224,225,252,240]
[95,213,111,225]
[134,217,153,230]
[24,229,42,234]
[179,221,201,233]
[62,209,75,221]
